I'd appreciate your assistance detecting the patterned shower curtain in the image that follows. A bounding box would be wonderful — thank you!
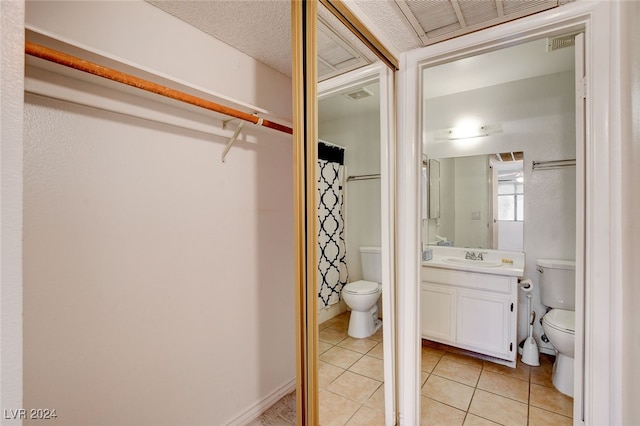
[317,141,349,309]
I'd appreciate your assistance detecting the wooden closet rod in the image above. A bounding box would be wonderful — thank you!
[25,41,293,135]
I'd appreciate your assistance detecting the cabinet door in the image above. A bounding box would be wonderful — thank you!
[420,283,456,343]
[457,289,513,359]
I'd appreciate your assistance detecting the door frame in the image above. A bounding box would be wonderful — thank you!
[397,1,618,424]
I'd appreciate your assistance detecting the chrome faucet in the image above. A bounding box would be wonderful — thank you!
[465,251,487,261]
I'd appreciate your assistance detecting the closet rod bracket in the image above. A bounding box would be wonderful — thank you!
[221,121,245,163]
[222,118,238,130]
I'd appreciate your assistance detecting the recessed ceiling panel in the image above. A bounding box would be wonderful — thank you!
[318,29,357,68]
[427,22,464,39]
[503,0,552,15]
[393,0,559,47]
[317,18,372,81]
[458,1,499,27]
[408,1,460,33]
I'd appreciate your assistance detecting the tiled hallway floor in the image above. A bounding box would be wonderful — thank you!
[254,311,573,425]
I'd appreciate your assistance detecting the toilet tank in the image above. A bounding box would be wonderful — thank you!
[536,259,576,310]
[359,247,382,283]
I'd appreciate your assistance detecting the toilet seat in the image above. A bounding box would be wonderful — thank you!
[342,280,380,295]
[543,309,575,334]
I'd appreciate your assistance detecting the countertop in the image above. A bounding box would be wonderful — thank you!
[421,246,525,277]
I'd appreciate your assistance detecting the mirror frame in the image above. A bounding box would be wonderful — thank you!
[292,2,318,423]
[292,2,398,424]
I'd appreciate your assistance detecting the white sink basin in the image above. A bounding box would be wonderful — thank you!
[443,258,503,267]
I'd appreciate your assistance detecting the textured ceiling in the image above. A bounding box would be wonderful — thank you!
[147,0,376,80]
[146,0,292,76]
[147,1,566,82]
[352,0,424,53]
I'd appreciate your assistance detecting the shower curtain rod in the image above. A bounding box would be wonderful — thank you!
[347,173,380,182]
[24,41,293,135]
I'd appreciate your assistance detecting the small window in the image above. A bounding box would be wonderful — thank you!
[498,182,524,221]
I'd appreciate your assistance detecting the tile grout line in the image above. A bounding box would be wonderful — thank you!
[284,314,573,425]
[527,364,531,426]
[463,357,483,424]
[318,318,386,425]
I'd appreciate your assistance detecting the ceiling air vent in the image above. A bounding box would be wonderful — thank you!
[548,33,578,51]
[343,87,373,101]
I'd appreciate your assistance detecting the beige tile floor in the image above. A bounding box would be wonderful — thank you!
[254,311,573,426]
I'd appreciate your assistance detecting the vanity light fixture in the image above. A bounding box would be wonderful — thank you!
[435,123,503,140]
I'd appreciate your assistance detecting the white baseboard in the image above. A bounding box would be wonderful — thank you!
[318,300,347,324]
[224,378,296,426]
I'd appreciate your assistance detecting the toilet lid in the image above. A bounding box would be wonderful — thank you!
[342,280,380,295]
[543,309,575,334]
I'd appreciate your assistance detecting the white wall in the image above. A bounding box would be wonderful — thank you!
[1,0,25,418]
[423,71,576,348]
[620,1,640,422]
[22,2,294,425]
[319,103,381,283]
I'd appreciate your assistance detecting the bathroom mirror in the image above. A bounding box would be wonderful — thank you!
[424,152,524,251]
[292,1,397,424]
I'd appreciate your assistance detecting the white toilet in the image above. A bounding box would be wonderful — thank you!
[537,258,576,397]
[341,247,382,338]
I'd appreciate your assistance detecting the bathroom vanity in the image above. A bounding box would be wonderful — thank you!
[421,246,524,367]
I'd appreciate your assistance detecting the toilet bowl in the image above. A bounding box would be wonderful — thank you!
[342,247,383,338]
[342,280,382,338]
[542,308,575,397]
[537,258,576,398]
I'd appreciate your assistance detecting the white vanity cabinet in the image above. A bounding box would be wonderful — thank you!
[420,283,456,343]
[421,265,518,365]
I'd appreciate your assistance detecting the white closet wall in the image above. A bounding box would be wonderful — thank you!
[23,2,294,425]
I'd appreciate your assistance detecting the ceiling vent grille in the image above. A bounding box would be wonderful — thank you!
[548,33,578,51]
[343,87,373,101]
[317,17,371,81]
[395,0,558,47]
